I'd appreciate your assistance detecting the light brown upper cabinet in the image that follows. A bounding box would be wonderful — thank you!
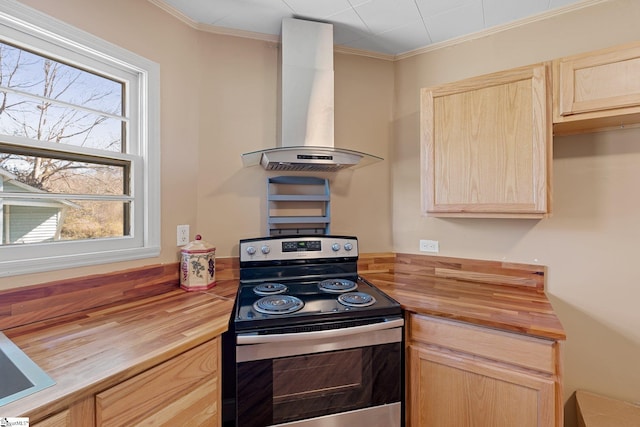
[554,41,640,135]
[420,63,552,218]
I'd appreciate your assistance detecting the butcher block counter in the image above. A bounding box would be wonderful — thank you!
[360,252,565,340]
[0,253,565,425]
[0,276,239,423]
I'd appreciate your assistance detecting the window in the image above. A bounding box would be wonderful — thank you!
[0,1,160,277]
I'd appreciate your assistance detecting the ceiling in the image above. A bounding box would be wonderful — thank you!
[155,0,593,57]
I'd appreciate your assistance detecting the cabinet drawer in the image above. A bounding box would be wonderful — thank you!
[408,314,558,374]
[96,339,218,426]
[33,409,70,427]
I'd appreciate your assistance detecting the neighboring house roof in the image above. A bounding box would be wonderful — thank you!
[0,167,80,209]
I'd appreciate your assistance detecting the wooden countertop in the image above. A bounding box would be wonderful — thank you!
[359,253,565,341]
[1,280,238,421]
[365,272,565,340]
[0,253,565,420]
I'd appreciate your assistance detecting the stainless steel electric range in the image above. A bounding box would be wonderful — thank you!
[224,235,404,427]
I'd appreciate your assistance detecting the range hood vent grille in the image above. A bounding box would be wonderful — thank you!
[264,163,350,172]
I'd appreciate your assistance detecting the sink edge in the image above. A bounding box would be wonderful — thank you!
[0,332,56,407]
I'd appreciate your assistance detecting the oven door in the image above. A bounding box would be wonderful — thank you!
[235,317,404,427]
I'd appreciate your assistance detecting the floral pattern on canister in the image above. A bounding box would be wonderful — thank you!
[208,258,215,277]
[191,256,205,278]
[181,258,189,282]
[180,235,216,291]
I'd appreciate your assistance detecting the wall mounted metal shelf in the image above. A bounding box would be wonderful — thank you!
[267,176,330,236]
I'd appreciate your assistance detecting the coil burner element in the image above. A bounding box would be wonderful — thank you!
[337,292,376,308]
[318,278,357,293]
[253,295,304,315]
[254,282,288,296]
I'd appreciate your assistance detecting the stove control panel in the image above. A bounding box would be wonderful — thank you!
[240,236,358,262]
[283,240,321,252]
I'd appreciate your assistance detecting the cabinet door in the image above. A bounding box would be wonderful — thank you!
[32,410,71,427]
[96,339,219,427]
[408,344,556,427]
[554,41,640,133]
[32,397,94,427]
[420,63,551,218]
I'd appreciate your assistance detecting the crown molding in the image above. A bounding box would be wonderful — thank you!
[333,45,395,61]
[395,0,611,60]
[148,0,280,43]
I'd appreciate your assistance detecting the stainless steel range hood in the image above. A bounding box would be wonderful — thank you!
[241,18,382,172]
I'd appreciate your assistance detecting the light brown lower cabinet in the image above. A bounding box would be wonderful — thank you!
[406,314,563,427]
[32,409,72,427]
[96,338,220,426]
[31,397,94,427]
[33,338,220,427]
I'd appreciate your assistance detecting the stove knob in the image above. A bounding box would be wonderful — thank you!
[261,245,271,254]
[246,246,256,255]
[344,242,353,251]
[331,243,341,251]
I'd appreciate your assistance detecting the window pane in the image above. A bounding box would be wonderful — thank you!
[0,42,123,114]
[1,200,129,245]
[59,200,128,241]
[0,92,124,151]
[0,152,127,195]
[0,41,124,152]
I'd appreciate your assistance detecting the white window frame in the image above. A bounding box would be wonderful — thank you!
[0,1,160,277]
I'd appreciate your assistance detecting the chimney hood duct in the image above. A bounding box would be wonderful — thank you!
[241,18,382,172]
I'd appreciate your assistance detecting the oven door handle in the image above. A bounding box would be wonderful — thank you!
[237,317,404,345]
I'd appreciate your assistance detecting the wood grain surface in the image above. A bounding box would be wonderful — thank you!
[421,63,551,218]
[359,253,564,340]
[0,258,239,331]
[359,253,545,289]
[1,282,237,421]
[95,339,219,426]
[0,252,564,421]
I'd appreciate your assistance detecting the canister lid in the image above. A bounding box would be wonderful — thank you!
[182,234,216,253]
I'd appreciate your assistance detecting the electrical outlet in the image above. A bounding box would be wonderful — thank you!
[419,239,439,253]
[177,224,189,246]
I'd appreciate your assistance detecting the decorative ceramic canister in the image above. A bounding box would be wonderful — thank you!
[180,234,216,291]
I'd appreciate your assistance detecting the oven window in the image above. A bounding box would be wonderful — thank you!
[237,342,401,426]
[273,348,370,420]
